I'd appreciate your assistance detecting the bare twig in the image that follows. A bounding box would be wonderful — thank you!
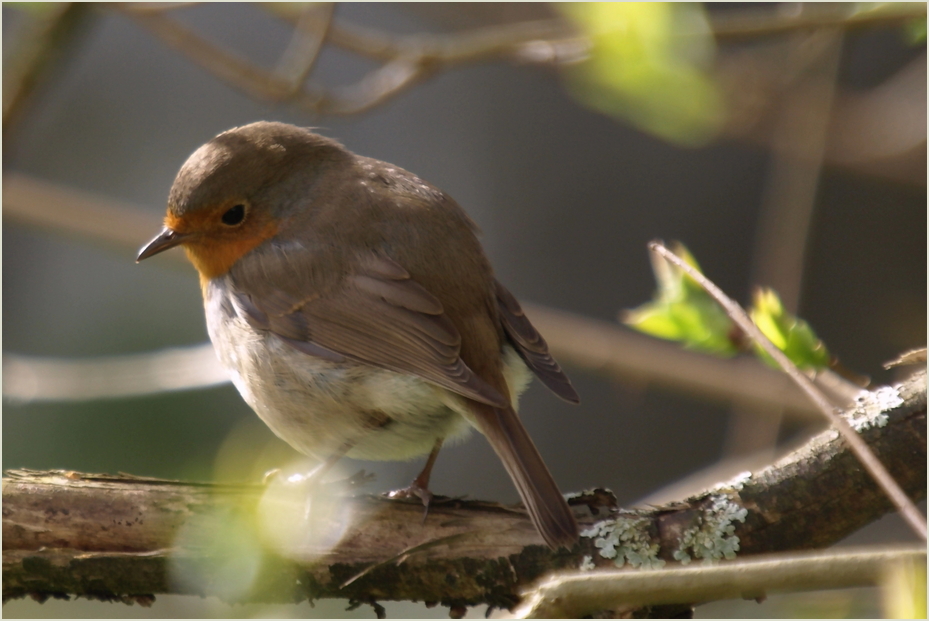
[116,2,202,14]
[2,172,168,254]
[119,8,427,115]
[118,6,582,115]
[271,11,581,65]
[106,2,926,182]
[272,3,334,95]
[709,3,927,40]
[649,241,927,540]
[121,9,296,102]
[751,28,843,314]
[730,27,844,458]
[885,347,928,370]
[2,3,89,138]
[826,53,927,165]
[515,546,927,618]
[3,344,226,403]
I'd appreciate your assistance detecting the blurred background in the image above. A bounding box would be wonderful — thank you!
[3,2,926,618]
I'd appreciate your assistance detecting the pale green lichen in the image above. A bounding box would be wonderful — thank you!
[673,495,748,565]
[847,385,901,431]
[580,515,665,569]
[579,554,596,571]
[711,470,752,493]
[564,487,615,500]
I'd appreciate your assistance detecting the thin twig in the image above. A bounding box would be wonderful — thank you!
[2,3,89,138]
[120,8,415,115]
[122,9,293,101]
[2,172,168,253]
[709,3,927,40]
[116,2,202,14]
[119,7,581,116]
[648,241,927,540]
[729,28,844,459]
[272,3,334,95]
[115,2,925,122]
[515,546,927,618]
[2,345,227,402]
[751,28,843,314]
[266,11,579,65]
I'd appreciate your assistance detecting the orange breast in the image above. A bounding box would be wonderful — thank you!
[164,211,279,286]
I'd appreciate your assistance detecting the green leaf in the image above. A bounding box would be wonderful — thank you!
[749,288,831,370]
[625,242,737,355]
[904,17,927,45]
[557,2,725,146]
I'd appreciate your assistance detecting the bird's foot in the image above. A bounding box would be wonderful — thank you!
[386,482,433,506]
[385,482,435,523]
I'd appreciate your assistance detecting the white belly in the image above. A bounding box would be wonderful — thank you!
[204,285,531,462]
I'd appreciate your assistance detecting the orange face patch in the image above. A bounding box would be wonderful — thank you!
[164,204,279,282]
[165,208,216,235]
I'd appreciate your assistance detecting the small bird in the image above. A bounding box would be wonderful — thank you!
[138,122,580,549]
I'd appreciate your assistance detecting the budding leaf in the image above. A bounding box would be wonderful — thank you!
[749,288,831,370]
[625,242,737,355]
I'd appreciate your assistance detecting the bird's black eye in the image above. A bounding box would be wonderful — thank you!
[221,204,246,226]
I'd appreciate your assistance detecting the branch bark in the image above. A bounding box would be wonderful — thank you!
[3,371,925,614]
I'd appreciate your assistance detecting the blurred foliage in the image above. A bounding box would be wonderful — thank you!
[624,242,737,356]
[881,556,927,619]
[626,242,832,372]
[903,17,927,44]
[556,2,725,147]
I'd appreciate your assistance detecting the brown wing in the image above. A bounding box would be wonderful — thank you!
[494,280,580,404]
[227,252,509,408]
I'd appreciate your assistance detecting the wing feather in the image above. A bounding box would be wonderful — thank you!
[494,280,580,404]
[228,252,508,407]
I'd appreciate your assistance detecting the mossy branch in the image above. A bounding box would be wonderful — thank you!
[3,371,925,615]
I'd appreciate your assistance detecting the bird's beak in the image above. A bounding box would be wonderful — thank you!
[136,227,189,262]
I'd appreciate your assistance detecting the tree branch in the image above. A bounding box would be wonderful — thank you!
[3,371,924,613]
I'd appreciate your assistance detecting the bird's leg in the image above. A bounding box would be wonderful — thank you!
[263,441,355,487]
[386,438,443,520]
[304,444,354,484]
[285,442,356,520]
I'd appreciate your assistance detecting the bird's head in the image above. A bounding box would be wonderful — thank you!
[137,122,349,281]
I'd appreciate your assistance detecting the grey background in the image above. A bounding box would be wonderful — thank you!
[3,3,925,618]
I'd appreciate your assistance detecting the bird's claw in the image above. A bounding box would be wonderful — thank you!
[385,483,434,523]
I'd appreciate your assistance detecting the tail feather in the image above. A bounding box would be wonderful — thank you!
[470,402,578,549]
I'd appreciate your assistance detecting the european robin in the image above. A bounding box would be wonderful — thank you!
[138,122,580,549]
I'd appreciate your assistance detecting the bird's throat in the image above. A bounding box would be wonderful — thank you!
[185,225,279,285]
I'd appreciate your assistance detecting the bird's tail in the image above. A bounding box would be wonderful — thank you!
[469,402,578,549]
